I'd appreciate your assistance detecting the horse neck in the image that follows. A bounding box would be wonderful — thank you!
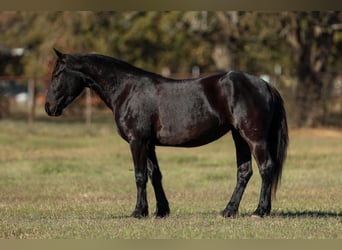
[72,55,138,110]
[71,54,165,110]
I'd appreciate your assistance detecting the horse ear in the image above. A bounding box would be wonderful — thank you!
[53,48,66,62]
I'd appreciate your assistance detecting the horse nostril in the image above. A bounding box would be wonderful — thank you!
[45,102,51,115]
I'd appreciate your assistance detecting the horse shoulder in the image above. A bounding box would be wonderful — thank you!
[114,80,159,142]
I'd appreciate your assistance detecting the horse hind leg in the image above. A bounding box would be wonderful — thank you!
[251,143,274,217]
[222,129,253,217]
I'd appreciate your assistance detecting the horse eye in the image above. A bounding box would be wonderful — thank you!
[53,62,66,77]
[53,68,63,77]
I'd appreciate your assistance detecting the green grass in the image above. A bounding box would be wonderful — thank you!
[0,118,341,239]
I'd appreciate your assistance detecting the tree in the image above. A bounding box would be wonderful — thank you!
[0,11,341,126]
[280,11,342,127]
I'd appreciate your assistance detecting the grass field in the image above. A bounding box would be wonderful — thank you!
[0,118,341,239]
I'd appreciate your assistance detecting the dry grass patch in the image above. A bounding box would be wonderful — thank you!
[0,119,341,238]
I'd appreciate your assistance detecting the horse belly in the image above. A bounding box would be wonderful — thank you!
[153,82,231,147]
[155,114,230,147]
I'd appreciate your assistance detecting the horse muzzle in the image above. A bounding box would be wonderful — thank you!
[45,102,62,116]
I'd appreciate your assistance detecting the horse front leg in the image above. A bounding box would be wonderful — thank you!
[130,140,149,218]
[147,148,170,218]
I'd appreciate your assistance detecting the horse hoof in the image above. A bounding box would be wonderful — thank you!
[221,210,238,218]
[154,212,170,218]
[252,208,270,218]
[154,210,170,218]
[131,209,149,218]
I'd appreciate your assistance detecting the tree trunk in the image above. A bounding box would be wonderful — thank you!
[211,43,233,70]
[27,77,36,131]
[285,12,337,127]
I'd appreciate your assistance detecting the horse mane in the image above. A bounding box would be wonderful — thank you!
[73,53,167,81]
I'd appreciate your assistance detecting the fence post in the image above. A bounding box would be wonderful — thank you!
[85,88,92,132]
[27,77,36,131]
[340,74,342,128]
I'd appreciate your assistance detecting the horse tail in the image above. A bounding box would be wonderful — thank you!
[268,86,289,199]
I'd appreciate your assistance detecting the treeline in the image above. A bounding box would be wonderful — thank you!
[0,11,341,127]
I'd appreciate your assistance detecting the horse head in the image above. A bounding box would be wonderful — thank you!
[45,49,87,116]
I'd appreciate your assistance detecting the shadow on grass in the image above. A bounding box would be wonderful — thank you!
[108,214,133,220]
[125,210,342,220]
[232,210,341,219]
[271,210,341,218]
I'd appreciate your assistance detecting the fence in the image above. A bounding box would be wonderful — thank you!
[0,75,107,132]
[1,73,341,128]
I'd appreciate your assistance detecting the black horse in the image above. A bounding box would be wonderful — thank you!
[45,49,288,218]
